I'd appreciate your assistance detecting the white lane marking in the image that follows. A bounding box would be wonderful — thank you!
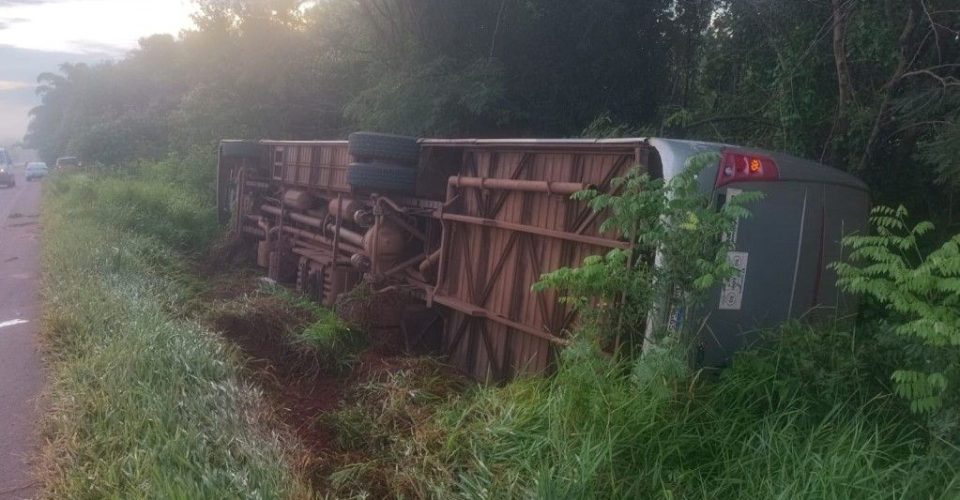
[0,319,29,329]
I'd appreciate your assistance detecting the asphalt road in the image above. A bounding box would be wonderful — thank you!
[0,172,43,500]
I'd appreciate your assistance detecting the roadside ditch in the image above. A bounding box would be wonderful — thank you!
[195,238,468,497]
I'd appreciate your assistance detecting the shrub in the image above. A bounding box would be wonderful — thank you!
[833,205,960,431]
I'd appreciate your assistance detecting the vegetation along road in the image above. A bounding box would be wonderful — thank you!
[0,178,42,500]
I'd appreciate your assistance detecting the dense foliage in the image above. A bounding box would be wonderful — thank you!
[23,0,960,217]
[834,206,960,431]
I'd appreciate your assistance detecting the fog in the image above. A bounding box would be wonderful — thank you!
[0,0,194,146]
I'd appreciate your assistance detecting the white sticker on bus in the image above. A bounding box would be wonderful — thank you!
[719,251,748,311]
[723,188,742,244]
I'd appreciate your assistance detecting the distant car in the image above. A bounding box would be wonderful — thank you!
[0,148,13,188]
[25,162,48,181]
[0,167,13,188]
[55,156,81,170]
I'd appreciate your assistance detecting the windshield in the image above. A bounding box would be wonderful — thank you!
[27,162,47,169]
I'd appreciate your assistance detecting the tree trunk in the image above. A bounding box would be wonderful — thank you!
[858,0,919,173]
[832,0,853,109]
[828,0,853,166]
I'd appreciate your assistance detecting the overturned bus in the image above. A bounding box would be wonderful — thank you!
[217,134,870,380]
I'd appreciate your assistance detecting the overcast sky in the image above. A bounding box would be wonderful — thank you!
[0,0,196,146]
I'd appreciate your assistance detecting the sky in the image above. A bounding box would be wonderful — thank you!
[0,0,197,146]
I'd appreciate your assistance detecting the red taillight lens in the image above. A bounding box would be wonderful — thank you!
[715,151,779,187]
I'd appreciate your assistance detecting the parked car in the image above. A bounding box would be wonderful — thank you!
[0,148,13,188]
[55,156,81,170]
[25,162,48,181]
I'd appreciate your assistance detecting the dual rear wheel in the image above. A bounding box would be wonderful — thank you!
[346,132,420,195]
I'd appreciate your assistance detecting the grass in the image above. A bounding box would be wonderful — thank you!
[206,282,366,377]
[319,357,468,498]
[442,344,936,498]
[317,323,960,499]
[266,284,366,375]
[38,170,312,498]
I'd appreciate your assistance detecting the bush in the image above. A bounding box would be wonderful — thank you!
[49,154,220,255]
[833,206,960,427]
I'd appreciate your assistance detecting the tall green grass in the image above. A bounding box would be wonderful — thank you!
[320,323,960,499]
[39,170,311,498]
[438,325,960,499]
[264,284,366,374]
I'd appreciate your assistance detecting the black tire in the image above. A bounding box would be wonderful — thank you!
[347,162,418,194]
[348,132,420,166]
[221,141,262,159]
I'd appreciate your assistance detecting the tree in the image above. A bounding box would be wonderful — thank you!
[22,0,958,224]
